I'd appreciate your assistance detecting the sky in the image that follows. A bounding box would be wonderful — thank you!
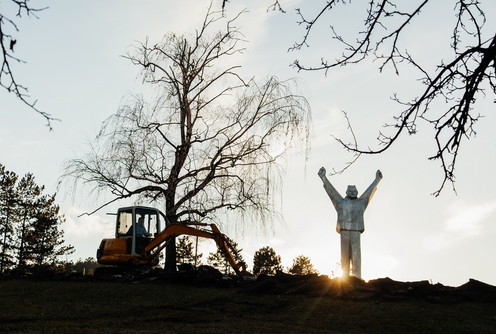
[1,0,496,287]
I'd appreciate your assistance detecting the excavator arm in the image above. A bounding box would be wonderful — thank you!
[143,222,246,276]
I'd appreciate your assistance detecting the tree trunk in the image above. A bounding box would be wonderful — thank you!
[17,210,27,268]
[164,202,178,272]
[165,238,176,272]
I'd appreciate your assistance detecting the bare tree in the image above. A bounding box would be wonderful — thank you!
[288,0,496,195]
[0,1,54,128]
[64,7,310,271]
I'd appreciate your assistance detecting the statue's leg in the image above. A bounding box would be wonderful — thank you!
[340,230,351,276]
[350,231,361,279]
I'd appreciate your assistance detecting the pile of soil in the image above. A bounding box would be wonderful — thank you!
[91,265,496,303]
[245,271,496,303]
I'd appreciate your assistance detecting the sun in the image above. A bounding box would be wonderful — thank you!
[332,266,344,278]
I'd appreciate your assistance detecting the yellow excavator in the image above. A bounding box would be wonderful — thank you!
[96,206,246,276]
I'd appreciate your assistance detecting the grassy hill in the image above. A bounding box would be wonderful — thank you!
[1,278,495,333]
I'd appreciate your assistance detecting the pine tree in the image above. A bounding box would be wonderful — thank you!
[24,194,74,266]
[252,246,282,276]
[288,255,318,275]
[0,164,74,273]
[176,236,202,266]
[207,250,227,273]
[207,237,246,274]
[0,164,18,273]
[15,173,42,267]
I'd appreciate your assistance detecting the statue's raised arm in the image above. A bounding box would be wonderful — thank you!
[318,167,343,207]
[359,170,383,204]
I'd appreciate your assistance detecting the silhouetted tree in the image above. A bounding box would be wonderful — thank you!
[24,195,74,266]
[252,246,282,276]
[14,173,42,267]
[0,164,74,272]
[64,6,310,271]
[0,164,17,273]
[207,249,226,273]
[176,236,202,266]
[288,255,318,275]
[0,1,53,127]
[207,236,245,274]
[287,0,496,195]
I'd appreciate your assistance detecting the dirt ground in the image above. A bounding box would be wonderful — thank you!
[1,277,495,333]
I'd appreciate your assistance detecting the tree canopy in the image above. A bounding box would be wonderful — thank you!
[252,246,282,276]
[288,255,318,276]
[0,163,74,273]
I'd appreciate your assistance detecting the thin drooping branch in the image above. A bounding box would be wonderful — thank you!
[0,1,55,128]
[289,0,495,195]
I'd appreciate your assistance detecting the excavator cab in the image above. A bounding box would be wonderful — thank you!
[116,206,162,254]
[97,206,162,266]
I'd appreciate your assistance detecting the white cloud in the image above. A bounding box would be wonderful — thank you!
[64,207,114,238]
[444,201,496,236]
[423,200,496,251]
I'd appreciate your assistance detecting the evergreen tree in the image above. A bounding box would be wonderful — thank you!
[252,246,282,276]
[25,194,74,266]
[207,237,246,275]
[288,255,318,275]
[0,164,74,272]
[176,236,202,266]
[0,165,18,273]
[15,173,42,267]
[207,250,227,273]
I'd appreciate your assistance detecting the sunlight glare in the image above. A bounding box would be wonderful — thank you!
[333,266,344,278]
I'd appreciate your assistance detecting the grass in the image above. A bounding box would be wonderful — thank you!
[0,279,495,333]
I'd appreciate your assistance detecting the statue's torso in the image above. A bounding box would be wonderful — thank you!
[336,197,367,232]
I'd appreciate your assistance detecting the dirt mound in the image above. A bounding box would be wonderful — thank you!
[243,272,496,303]
[71,266,496,303]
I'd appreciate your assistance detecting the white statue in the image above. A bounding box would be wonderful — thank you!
[318,167,383,279]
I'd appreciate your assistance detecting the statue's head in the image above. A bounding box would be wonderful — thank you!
[346,185,358,199]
